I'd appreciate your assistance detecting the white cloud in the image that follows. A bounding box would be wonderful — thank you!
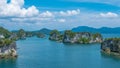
[2,0,120,30]
[40,11,54,17]
[0,0,80,18]
[59,9,80,16]
[100,12,118,18]
[0,0,80,24]
[0,0,39,17]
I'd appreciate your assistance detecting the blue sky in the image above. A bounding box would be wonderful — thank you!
[0,0,120,30]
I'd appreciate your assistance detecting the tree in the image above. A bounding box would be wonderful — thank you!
[78,37,90,44]
[0,27,11,38]
[93,33,102,39]
[64,30,75,38]
[50,30,60,36]
[4,39,13,45]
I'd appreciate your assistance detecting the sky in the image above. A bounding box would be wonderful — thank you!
[0,0,120,31]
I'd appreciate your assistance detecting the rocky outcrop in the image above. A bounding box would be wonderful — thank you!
[101,38,120,56]
[49,33,61,41]
[49,30,102,44]
[0,42,17,58]
[63,32,102,44]
[49,30,62,41]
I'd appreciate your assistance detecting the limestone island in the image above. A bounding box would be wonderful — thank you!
[101,38,120,57]
[12,29,46,40]
[0,27,17,58]
[49,30,103,44]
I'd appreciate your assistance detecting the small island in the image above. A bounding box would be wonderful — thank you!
[101,38,120,57]
[12,29,46,40]
[49,30,103,44]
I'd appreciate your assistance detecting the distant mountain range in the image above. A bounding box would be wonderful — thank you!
[11,26,120,34]
[72,26,120,33]
[31,26,120,34]
[33,28,52,35]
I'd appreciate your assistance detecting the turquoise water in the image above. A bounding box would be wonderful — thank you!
[0,34,120,68]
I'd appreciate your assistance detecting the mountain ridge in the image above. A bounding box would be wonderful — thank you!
[72,26,120,33]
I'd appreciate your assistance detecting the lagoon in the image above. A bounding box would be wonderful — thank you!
[0,34,120,68]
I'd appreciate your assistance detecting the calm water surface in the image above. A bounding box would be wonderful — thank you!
[0,34,120,68]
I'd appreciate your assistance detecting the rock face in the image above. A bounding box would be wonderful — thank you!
[49,30,102,44]
[63,32,102,44]
[0,42,17,58]
[49,33,60,41]
[101,38,120,55]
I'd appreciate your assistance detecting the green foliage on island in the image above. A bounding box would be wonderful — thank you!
[78,37,90,44]
[0,39,14,47]
[105,37,120,41]
[92,33,102,39]
[58,35,63,41]
[0,27,11,38]
[49,30,63,41]
[64,30,75,38]
[17,29,26,39]
[50,30,60,36]
[4,39,13,45]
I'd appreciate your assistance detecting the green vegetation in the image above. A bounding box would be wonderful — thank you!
[105,37,120,41]
[0,39,14,47]
[0,27,15,47]
[4,39,13,45]
[64,30,75,38]
[17,29,26,38]
[78,37,90,44]
[92,33,102,39]
[0,27,11,38]
[50,30,60,36]
[0,39,4,46]
[49,30,63,41]
[58,35,63,40]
